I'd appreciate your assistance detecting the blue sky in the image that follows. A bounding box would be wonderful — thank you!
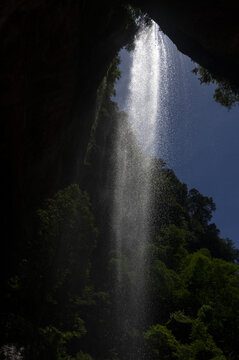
[114,34,239,247]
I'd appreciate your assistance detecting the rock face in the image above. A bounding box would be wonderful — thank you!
[1,0,239,272]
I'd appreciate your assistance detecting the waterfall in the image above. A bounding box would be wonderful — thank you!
[111,21,169,358]
[127,22,168,157]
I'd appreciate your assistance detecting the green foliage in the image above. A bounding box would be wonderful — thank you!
[149,259,187,313]
[32,185,99,359]
[73,351,94,360]
[150,163,188,230]
[38,324,86,360]
[146,244,239,359]
[155,225,188,270]
[145,324,178,359]
[145,315,226,360]
[193,66,239,109]
[144,160,239,359]
[1,184,101,359]
[188,188,216,227]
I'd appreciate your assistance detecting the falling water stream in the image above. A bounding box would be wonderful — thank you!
[111,21,173,359]
[126,22,168,157]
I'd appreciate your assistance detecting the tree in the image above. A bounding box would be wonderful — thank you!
[187,188,216,227]
[2,185,99,360]
[193,66,239,109]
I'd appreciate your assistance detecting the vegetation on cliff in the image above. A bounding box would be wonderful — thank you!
[193,66,239,109]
